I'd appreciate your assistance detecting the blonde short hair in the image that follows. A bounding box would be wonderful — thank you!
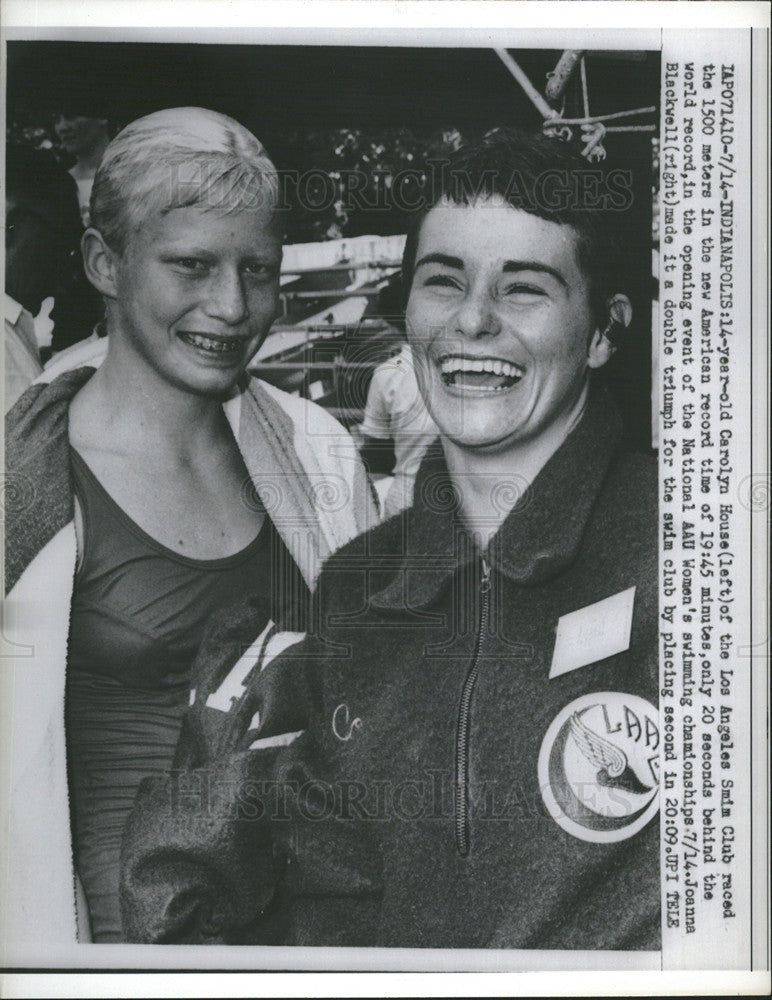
[90,107,279,253]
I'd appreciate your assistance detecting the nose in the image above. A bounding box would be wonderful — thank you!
[455,286,501,339]
[204,269,248,326]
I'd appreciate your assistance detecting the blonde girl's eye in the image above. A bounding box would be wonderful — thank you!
[173,257,208,274]
[243,260,279,279]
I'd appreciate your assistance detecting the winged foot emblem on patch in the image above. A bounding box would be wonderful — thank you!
[569,711,653,795]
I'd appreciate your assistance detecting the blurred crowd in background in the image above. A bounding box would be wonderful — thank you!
[8,113,471,242]
[5,43,659,463]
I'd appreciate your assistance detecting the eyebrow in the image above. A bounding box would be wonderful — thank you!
[415,252,568,288]
[502,259,568,288]
[414,252,464,271]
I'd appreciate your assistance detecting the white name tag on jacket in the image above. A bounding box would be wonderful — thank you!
[549,586,636,679]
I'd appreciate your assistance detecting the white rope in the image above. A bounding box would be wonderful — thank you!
[548,105,657,126]
[494,46,657,160]
[575,55,607,161]
[580,55,590,120]
[494,49,558,122]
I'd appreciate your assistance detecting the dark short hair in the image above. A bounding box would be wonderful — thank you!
[5,145,82,241]
[401,127,630,325]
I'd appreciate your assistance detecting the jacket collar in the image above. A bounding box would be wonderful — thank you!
[4,367,95,594]
[370,389,623,610]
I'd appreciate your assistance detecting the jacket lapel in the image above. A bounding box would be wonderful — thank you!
[4,368,93,595]
[370,390,623,611]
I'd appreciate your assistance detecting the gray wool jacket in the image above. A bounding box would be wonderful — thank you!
[122,388,660,950]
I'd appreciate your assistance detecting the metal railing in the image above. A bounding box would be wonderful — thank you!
[277,259,401,317]
[280,259,402,276]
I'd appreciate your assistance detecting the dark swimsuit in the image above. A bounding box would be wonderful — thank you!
[65,448,309,942]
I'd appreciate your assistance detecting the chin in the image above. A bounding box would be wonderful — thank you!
[427,402,523,453]
[172,368,244,401]
[432,413,507,450]
[445,431,520,453]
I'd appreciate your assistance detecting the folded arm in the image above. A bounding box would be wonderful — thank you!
[120,599,318,943]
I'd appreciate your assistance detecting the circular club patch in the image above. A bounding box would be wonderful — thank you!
[538,692,660,843]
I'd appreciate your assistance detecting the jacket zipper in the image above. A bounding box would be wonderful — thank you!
[67,512,84,939]
[69,509,87,939]
[454,554,490,857]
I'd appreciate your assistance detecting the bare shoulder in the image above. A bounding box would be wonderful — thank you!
[66,372,114,453]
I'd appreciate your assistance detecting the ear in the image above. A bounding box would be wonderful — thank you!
[81,228,120,300]
[587,293,633,370]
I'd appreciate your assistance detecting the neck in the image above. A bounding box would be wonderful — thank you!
[442,384,589,550]
[78,338,233,456]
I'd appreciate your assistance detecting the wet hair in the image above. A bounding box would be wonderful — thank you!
[5,145,83,242]
[401,127,628,326]
[90,107,280,254]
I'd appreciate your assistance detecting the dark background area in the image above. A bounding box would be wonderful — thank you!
[5,42,660,447]
[6,43,658,139]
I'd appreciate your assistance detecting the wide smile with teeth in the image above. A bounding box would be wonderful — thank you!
[178,331,248,356]
[439,355,525,391]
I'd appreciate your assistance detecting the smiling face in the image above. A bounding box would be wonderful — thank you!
[103,201,282,398]
[405,197,613,454]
